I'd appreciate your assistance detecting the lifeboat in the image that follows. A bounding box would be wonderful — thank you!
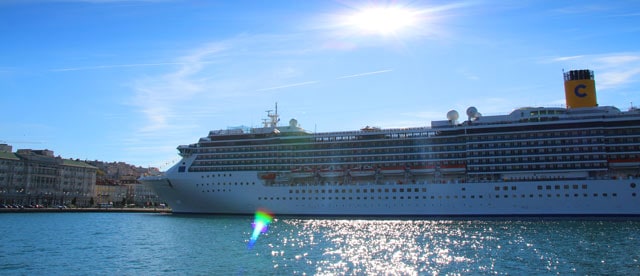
[439,164,466,173]
[608,158,640,168]
[410,165,435,175]
[349,166,376,177]
[259,172,276,180]
[380,166,406,175]
[290,167,315,178]
[319,166,345,178]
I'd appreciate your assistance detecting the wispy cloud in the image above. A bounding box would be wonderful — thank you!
[336,69,393,79]
[50,62,187,72]
[552,55,584,62]
[130,42,227,133]
[255,81,319,92]
[551,52,640,90]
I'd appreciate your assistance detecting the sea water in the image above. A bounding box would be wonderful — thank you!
[1,213,639,275]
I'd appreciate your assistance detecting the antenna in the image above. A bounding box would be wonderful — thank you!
[264,102,280,128]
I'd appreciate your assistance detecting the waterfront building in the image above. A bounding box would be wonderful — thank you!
[94,182,160,207]
[0,144,96,207]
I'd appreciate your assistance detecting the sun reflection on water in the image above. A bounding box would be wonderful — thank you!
[260,218,640,275]
[266,219,497,275]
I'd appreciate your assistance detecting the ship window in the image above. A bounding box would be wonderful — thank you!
[582,184,588,189]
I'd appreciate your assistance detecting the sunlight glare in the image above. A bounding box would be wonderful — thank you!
[345,5,418,36]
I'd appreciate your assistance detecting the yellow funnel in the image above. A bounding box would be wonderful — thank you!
[564,69,597,108]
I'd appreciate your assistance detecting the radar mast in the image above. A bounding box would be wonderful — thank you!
[262,102,280,128]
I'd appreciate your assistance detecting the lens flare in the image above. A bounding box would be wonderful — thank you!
[248,208,274,249]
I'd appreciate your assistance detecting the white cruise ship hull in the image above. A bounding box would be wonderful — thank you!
[143,171,640,216]
[141,70,640,216]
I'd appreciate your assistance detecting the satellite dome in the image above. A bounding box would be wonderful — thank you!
[446,110,459,121]
[466,106,479,118]
[289,118,298,127]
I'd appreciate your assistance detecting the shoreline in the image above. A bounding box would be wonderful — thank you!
[0,207,172,214]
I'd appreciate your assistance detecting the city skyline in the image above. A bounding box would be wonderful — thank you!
[1,0,639,169]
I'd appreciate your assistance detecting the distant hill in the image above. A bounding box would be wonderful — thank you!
[86,160,160,185]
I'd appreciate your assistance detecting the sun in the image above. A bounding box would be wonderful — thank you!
[343,5,419,36]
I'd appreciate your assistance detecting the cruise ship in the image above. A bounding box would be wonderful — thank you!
[141,70,640,215]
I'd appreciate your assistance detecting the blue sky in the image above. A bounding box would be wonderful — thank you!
[1,0,639,169]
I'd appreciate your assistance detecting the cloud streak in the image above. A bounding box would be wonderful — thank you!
[50,62,189,72]
[552,52,640,90]
[336,69,393,79]
[254,81,319,92]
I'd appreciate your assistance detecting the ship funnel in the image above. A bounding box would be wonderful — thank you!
[564,69,597,108]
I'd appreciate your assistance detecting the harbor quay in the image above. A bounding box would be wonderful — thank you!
[0,206,171,214]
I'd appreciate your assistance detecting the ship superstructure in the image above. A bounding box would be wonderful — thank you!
[141,70,640,215]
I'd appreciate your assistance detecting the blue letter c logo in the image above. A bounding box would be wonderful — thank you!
[574,84,587,98]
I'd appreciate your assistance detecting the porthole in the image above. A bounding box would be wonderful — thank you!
[631,183,637,188]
